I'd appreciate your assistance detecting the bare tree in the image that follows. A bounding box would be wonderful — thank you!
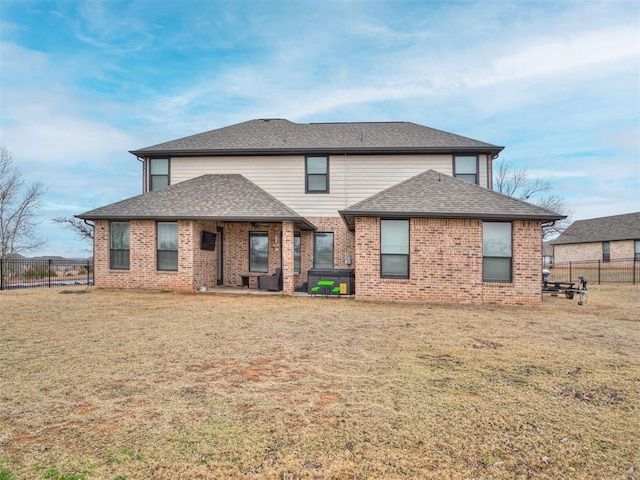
[493,159,572,240]
[52,216,94,242]
[0,146,46,258]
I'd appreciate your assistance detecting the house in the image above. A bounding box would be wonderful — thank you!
[76,118,563,305]
[551,212,640,263]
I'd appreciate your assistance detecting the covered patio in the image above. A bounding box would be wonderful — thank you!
[77,174,317,295]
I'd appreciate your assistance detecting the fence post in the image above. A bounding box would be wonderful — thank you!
[634,258,637,285]
[598,260,601,285]
[87,260,90,285]
[48,259,52,288]
[0,259,3,291]
[569,261,572,283]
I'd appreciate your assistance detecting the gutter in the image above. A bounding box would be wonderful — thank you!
[129,145,505,158]
[74,214,317,231]
[339,210,566,231]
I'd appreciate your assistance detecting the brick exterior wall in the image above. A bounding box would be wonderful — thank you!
[282,221,295,295]
[353,217,543,305]
[93,218,353,293]
[305,216,355,269]
[94,219,196,291]
[94,215,543,305]
[554,240,636,263]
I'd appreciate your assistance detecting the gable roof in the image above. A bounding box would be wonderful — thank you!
[130,119,504,157]
[339,170,565,229]
[76,174,316,230]
[550,212,640,245]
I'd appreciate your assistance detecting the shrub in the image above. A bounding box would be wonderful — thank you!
[22,267,57,279]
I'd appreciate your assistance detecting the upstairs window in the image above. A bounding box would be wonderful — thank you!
[381,219,409,279]
[157,222,178,271]
[483,222,512,282]
[110,222,130,270]
[306,156,329,193]
[149,158,170,191]
[249,232,269,272]
[314,232,334,268]
[602,241,610,263]
[454,155,478,184]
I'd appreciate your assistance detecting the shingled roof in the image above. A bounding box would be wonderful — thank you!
[130,119,504,156]
[76,174,316,230]
[550,212,640,245]
[339,170,565,229]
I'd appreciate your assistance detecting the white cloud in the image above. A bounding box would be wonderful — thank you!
[472,27,639,87]
[56,1,154,54]
[527,169,588,180]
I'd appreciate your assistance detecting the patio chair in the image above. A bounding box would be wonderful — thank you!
[258,268,283,291]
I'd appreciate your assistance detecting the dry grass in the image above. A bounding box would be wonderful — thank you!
[0,285,638,480]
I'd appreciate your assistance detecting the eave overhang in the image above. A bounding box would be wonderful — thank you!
[339,210,566,231]
[130,145,505,158]
[75,214,317,231]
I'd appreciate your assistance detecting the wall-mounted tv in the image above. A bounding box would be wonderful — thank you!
[201,231,216,251]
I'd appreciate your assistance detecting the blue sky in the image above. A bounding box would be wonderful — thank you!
[1,0,639,257]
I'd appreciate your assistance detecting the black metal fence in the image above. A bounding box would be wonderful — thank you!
[0,259,93,291]
[548,258,640,285]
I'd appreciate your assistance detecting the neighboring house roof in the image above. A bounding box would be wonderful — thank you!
[76,174,317,230]
[130,118,504,157]
[550,212,640,245]
[339,170,565,229]
[2,253,28,260]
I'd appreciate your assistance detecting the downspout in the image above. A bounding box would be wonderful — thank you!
[83,219,95,285]
[136,155,146,192]
[540,220,556,298]
[488,152,500,190]
[343,153,351,266]
[344,153,348,209]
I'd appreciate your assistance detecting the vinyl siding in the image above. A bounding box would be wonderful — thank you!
[170,153,489,217]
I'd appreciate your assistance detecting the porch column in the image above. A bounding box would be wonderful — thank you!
[282,221,295,296]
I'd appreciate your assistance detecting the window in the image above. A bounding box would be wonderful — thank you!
[314,232,334,268]
[602,241,610,263]
[636,240,640,261]
[294,233,301,274]
[157,222,178,271]
[249,232,269,272]
[381,219,409,278]
[149,158,169,191]
[454,155,478,184]
[306,156,329,193]
[483,222,512,282]
[110,222,130,270]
